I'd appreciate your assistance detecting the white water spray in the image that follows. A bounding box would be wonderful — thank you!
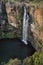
[22,7,29,45]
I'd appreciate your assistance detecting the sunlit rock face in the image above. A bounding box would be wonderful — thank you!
[6,2,19,28]
[31,8,43,42]
[34,8,43,26]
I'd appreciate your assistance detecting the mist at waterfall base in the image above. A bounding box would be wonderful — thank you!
[22,7,29,45]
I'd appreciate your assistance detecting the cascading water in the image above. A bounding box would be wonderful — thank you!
[22,7,29,45]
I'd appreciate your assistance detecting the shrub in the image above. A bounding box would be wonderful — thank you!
[23,57,33,65]
[23,51,43,65]
[4,58,21,65]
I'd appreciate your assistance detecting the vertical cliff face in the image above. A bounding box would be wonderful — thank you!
[31,7,43,43]
[34,8,43,26]
[6,2,18,28]
[0,0,43,44]
[5,2,24,38]
[5,1,43,43]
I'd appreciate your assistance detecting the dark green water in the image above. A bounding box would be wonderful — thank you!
[0,38,36,63]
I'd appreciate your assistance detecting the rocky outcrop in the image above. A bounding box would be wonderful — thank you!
[34,8,43,26]
[6,2,19,28]
[31,7,43,46]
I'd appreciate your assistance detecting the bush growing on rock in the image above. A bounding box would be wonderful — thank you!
[30,0,42,3]
[23,51,43,65]
[4,58,21,65]
[23,57,33,65]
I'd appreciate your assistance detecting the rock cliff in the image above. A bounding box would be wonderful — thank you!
[0,0,43,51]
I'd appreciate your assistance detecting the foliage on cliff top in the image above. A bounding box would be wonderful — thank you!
[0,0,42,3]
[30,0,43,3]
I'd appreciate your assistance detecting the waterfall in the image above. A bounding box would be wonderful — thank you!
[22,7,29,45]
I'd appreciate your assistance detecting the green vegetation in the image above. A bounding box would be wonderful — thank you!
[0,0,43,65]
[1,0,42,3]
[0,58,21,65]
[33,52,43,65]
[0,51,43,65]
[23,51,43,65]
[30,0,42,3]
[16,8,23,22]
[5,58,21,65]
[35,0,41,2]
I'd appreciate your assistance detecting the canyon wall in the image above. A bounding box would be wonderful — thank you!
[0,0,43,50]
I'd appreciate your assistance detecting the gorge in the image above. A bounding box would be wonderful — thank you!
[0,1,36,63]
[0,0,43,65]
